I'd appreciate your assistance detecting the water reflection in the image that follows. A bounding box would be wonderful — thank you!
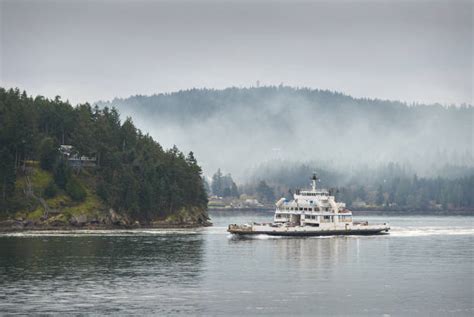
[0,234,205,315]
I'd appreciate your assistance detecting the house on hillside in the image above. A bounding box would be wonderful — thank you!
[59,145,97,168]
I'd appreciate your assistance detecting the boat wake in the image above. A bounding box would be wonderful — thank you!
[0,228,202,237]
[389,226,474,237]
[2,225,472,238]
[227,233,284,240]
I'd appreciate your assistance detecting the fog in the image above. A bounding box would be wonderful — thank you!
[99,87,473,181]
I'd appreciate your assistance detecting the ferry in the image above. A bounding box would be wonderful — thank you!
[228,174,390,236]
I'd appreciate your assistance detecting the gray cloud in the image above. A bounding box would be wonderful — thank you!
[1,0,472,105]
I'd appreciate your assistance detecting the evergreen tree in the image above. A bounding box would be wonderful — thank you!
[211,168,223,196]
[376,185,384,206]
[256,180,275,203]
[38,137,57,171]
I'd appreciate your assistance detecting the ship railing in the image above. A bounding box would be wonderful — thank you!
[337,210,352,214]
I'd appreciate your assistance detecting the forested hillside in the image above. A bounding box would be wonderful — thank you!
[0,88,209,227]
[98,86,473,179]
[243,161,474,212]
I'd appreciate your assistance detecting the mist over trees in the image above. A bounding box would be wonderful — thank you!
[245,160,474,211]
[97,86,473,180]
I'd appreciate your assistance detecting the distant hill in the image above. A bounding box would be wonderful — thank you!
[97,86,473,179]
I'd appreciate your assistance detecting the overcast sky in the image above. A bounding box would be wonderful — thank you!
[1,0,472,105]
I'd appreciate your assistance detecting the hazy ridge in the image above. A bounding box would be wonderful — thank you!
[97,86,473,180]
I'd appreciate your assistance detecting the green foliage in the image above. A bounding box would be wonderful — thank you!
[43,180,58,198]
[53,160,71,189]
[65,177,87,202]
[256,180,275,203]
[0,147,16,212]
[26,208,44,221]
[0,87,208,221]
[39,137,57,171]
[211,168,239,197]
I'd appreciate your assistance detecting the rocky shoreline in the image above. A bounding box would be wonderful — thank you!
[0,208,212,233]
[0,222,212,233]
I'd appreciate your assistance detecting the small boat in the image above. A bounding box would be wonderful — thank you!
[228,174,390,236]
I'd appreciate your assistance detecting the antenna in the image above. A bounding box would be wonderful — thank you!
[311,173,318,191]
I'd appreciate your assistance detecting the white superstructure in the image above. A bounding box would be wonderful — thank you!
[273,174,351,228]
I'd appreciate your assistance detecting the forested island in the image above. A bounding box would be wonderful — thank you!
[0,88,210,230]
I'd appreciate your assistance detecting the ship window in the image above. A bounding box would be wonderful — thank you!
[299,207,303,211]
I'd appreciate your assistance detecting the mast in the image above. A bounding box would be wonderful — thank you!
[311,173,318,192]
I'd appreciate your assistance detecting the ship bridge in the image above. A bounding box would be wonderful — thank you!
[274,173,350,226]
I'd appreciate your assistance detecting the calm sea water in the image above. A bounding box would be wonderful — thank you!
[0,212,472,316]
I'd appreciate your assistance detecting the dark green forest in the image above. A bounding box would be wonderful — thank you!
[243,162,474,211]
[0,88,208,223]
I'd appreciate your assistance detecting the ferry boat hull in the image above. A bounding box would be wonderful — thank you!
[228,224,390,236]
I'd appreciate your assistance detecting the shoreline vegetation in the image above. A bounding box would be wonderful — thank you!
[0,88,210,229]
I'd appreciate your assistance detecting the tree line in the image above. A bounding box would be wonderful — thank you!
[0,88,208,221]
[242,161,474,211]
[336,174,474,210]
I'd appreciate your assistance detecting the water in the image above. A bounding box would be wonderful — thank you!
[0,212,473,315]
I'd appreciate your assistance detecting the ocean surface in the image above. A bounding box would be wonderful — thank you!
[0,212,472,316]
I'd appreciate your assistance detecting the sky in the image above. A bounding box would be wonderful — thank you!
[1,0,472,106]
